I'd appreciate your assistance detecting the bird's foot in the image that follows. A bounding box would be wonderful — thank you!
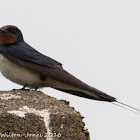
[33,87,38,91]
[13,83,30,90]
[21,83,30,90]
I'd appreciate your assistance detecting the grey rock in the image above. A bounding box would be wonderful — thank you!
[0,90,90,140]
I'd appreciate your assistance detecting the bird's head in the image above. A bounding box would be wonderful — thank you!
[0,25,23,45]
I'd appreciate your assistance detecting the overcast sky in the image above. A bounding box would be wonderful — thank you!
[0,0,140,140]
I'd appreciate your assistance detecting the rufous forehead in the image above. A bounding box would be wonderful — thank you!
[1,26,10,30]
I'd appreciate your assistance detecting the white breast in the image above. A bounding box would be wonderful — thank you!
[0,54,45,88]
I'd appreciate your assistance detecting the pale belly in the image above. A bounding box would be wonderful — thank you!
[0,54,45,88]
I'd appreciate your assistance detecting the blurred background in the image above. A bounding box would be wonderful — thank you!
[0,0,140,139]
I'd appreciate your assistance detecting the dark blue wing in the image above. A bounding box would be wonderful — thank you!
[1,42,92,90]
[1,42,116,102]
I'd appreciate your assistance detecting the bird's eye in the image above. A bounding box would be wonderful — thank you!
[13,29,17,33]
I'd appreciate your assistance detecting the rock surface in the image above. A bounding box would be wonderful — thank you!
[0,90,90,140]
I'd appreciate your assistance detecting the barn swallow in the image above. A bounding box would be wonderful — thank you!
[0,25,139,114]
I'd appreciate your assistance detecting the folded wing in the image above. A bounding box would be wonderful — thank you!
[2,42,116,102]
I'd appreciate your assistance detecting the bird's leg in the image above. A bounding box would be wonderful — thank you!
[13,83,29,90]
[34,87,38,91]
[21,83,29,90]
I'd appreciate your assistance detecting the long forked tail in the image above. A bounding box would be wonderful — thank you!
[56,86,140,115]
[54,86,140,115]
[45,76,140,115]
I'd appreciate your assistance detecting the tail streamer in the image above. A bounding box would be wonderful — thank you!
[111,101,140,115]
